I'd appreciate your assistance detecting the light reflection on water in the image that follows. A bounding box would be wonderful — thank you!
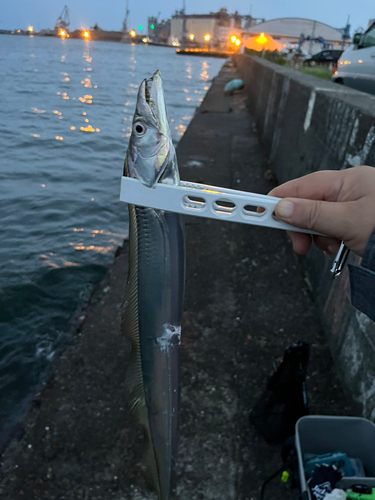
[0,35,223,444]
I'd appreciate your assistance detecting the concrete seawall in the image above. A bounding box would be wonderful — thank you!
[235,54,375,419]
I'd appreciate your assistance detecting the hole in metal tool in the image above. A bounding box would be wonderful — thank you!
[242,205,266,217]
[213,199,236,214]
[183,195,206,210]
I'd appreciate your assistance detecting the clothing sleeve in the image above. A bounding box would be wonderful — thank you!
[348,230,375,322]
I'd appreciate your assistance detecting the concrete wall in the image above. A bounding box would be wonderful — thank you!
[235,54,375,419]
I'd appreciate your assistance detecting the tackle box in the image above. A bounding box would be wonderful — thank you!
[295,415,375,500]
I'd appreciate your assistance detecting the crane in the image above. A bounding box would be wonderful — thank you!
[55,5,70,33]
[122,0,129,33]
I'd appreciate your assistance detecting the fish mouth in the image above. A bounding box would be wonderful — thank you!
[143,70,168,132]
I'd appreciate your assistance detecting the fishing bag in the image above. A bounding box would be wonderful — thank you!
[250,341,310,444]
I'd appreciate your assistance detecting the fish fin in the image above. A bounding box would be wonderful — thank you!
[121,205,161,498]
[121,204,145,410]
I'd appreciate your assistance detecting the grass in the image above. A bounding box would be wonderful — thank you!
[244,48,333,81]
[298,66,332,80]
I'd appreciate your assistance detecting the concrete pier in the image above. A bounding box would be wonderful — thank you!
[0,62,352,500]
[235,54,375,420]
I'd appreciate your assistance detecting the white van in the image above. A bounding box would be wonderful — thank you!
[332,21,375,95]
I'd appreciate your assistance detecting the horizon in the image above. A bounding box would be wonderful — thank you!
[1,1,371,35]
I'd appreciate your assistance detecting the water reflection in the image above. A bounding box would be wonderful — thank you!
[81,78,91,88]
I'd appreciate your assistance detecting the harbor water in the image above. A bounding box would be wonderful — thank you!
[0,35,223,444]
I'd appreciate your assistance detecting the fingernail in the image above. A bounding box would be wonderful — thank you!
[276,200,294,219]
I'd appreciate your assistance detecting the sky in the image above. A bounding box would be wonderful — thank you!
[0,0,373,34]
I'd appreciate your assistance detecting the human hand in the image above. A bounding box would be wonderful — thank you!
[268,166,375,257]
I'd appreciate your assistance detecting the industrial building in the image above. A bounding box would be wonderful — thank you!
[244,18,351,54]
[170,9,263,47]
[147,17,171,44]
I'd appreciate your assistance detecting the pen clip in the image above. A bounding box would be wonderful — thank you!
[330,242,350,278]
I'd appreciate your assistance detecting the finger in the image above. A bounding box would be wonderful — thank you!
[313,236,341,254]
[268,170,344,202]
[288,231,312,255]
[275,198,352,240]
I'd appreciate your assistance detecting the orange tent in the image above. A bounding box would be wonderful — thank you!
[244,33,283,52]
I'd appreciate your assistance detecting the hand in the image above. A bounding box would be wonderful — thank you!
[268,166,375,257]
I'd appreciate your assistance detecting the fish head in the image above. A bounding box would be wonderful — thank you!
[124,70,179,187]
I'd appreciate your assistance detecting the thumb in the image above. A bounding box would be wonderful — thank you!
[275,198,351,239]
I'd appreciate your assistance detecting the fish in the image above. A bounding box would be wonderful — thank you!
[121,70,185,500]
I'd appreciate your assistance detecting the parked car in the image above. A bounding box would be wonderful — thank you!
[303,49,343,67]
[332,21,375,95]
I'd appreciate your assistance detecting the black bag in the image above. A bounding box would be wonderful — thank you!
[250,341,309,443]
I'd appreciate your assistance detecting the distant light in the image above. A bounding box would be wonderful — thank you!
[230,35,237,43]
[83,31,90,38]
[130,30,136,37]
[235,39,241,46]
[256,33,267,45]
[189,34,195,40]
[204,34,210,41]
[27,26,34,32]
[59,30,66,37]
[150,24,155,29]
[138,25,143,30]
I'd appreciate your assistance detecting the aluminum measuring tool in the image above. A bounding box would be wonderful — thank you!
[120,176,348,277]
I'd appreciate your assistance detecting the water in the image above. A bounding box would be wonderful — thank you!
[0,35,223,443]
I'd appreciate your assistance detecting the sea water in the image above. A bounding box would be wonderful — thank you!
[0,35,223,444]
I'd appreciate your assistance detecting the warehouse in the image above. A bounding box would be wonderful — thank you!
[244,17,351,54]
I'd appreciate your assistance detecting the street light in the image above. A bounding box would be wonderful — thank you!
[230,35,237,43]
[83,31,90,39]
[204,34,211,41]
[130,30,136,38]
[256,32,267,45]
[235,39,241,46]
[189,34,195,41]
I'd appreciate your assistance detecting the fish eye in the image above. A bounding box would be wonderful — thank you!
[133,122,147,136]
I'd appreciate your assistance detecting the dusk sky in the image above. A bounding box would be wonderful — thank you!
[1,0,372,34]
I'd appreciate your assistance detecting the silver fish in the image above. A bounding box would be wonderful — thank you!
[122,70,185,500]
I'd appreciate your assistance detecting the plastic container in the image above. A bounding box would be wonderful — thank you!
[295,416,375,500]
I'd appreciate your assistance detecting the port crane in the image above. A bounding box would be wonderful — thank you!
[122,0,129,33]
[55,5,70,33]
